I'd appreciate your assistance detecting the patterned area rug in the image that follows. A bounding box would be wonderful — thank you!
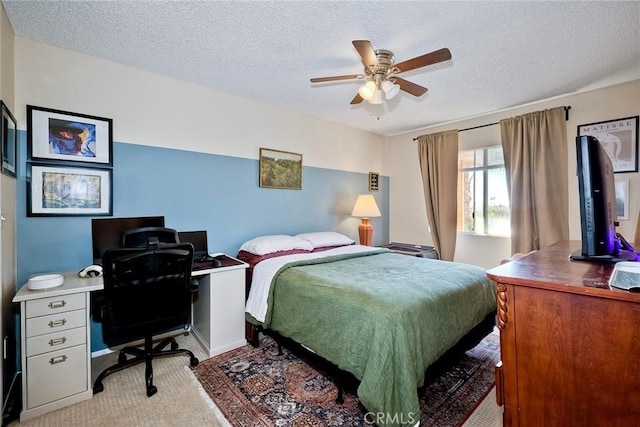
[193,332,499,426]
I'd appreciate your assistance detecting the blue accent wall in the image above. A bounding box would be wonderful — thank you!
[16,131,389,351]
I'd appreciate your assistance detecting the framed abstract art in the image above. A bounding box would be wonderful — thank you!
[27,105,113,166]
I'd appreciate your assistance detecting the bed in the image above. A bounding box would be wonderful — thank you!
[238,233,497,427]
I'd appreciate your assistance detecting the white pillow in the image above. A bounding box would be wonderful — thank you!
[296,231,355,249]
[239,234,313,255]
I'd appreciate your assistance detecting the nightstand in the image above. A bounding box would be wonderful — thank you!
[380,242,439,259]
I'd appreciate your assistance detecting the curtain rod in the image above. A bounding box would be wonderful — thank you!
[412,105,571,141]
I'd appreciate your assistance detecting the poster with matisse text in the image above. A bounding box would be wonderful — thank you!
[578,116,639,173]
[27,105,113,166]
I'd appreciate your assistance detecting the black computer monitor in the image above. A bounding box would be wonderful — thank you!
[177,230,208,254]
[91,216,165,264]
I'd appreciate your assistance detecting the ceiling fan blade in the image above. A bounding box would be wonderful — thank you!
[352,40,379,68]
[310,74,363,83]
[393,48,452,73]
[350,93,364,104]
[393,77,428,97]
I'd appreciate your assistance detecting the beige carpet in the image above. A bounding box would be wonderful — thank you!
[10,333,502,426]
[10,333,224,427]
[462,387,502,427]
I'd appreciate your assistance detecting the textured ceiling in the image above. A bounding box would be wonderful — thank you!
[3,1,640,137]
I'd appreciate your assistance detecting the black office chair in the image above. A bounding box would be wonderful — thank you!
[93,238,199,397]
[121,226,180,248]
[124,225,202,293]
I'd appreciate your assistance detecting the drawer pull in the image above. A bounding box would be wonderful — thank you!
[49,337,67,346]
[48,319,67,328]
[48,300,67,309]
[49,355,67,365]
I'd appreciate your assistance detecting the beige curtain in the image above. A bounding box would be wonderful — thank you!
[417,130,459,261]
[500,107,569,254]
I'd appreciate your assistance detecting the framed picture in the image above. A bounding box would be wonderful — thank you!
[27,164,112,217]
[1,101,17,177]
[259,147,302,189]
[578,116,639,173]
[369,172,379,191]
[615,179,629,221]
[27,105,113,166]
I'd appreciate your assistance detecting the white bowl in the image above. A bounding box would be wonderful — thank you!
[27,274,64,291]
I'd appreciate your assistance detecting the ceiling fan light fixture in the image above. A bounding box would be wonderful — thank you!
[311,41,448,105]
[369,89,384,105]
[358,80,376,100]
[382,80,400,99]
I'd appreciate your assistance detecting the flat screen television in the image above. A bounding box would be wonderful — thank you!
[91,216,165,264]
[570,135,636,262]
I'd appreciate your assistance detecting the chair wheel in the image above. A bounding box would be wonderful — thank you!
[171,340,178,351]
[147,385,157,397]
[190,356,199,367]
[118,352,127,363]
[93,382,104,394]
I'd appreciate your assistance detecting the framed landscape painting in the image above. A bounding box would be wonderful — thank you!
[28,164,112,217]
[259,147,302,190]
[27,105,113,166]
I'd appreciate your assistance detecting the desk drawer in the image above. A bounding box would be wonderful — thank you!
[26,309,85,338]
[25,293,85,318]
[26,326,86,357]
[26,344,87,409]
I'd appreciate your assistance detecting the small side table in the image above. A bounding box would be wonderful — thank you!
[380,242,439,259]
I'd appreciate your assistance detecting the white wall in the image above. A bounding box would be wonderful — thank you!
[0,1,16,411]
[14,37,387,175]
[13,38,640,270]
[387,80,640,268]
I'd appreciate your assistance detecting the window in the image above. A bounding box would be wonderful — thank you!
[457,146,510,235]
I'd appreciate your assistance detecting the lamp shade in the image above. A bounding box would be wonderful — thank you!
[351,194,381,218]
[369,89,384,105]
[358,81,376,100]
[382,80,400,99]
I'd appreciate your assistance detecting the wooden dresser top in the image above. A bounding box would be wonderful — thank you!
[487,240,640,303]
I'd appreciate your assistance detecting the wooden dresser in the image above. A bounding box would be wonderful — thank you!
[487,241,640,427]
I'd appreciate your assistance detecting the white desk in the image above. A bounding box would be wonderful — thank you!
[13,254,247,421]
[190,253,248,357]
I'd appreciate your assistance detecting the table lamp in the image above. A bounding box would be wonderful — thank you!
[351,194,381,246]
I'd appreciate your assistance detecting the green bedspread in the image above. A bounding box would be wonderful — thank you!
[254,250,496,426]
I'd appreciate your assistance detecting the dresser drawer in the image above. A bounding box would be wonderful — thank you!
[26,326,86,357]
[26,344,87,409]
[26,309,86,338]
[25,293,85,318]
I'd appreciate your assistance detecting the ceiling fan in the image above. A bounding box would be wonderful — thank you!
[310,40,451,105]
